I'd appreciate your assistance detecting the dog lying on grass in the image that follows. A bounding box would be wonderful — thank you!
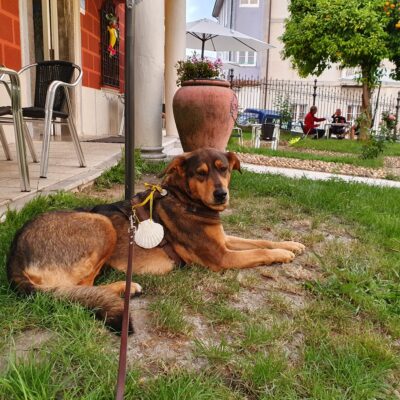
[7,148,305,332]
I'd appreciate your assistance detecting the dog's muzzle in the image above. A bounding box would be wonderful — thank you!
[213,188,228,204]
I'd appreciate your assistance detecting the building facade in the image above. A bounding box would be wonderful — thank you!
[0,0,185,159]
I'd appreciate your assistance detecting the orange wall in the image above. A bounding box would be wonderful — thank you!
[80,0,125,91]
[0,0,21,71]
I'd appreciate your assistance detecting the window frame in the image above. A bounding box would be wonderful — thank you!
[239,0,259,8]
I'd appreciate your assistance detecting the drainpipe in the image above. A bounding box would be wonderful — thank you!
[263,0,272,108]
[230,0,233,28]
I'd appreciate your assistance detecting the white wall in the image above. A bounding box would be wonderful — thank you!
[81,87,123,136]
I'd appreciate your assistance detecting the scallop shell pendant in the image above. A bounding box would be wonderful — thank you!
[134,219,164,249]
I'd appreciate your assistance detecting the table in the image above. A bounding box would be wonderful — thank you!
[324,123,350,139]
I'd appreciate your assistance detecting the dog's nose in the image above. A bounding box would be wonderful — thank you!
[214,188,227,202]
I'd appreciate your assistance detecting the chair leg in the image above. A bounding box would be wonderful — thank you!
[0,125,12,160]
[67,117,86,168]
[65,89,86,168]
[118,106,125,136]
[39,108,53,178]
[13,109,30,191]
[22,121,39,163]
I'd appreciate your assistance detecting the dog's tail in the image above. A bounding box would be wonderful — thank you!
[48,285,131,333]
[13,279,132,334]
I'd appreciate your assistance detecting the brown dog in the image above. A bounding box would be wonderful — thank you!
[7,148,304,332]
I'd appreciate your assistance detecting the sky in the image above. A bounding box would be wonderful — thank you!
[186,0,216,22]
[186,0,218,57]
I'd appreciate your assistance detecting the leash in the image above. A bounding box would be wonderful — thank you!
[115,184,165,400]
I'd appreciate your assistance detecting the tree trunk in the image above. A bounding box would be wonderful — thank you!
[360,72,372,141]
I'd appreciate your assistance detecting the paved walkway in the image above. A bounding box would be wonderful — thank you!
[0,136,179,216]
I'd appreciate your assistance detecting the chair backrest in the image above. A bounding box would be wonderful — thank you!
[34,61,76,111]
[261,122,275,141]
[299,120,308,134]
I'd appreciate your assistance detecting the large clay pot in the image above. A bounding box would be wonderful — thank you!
[173,79,238,151]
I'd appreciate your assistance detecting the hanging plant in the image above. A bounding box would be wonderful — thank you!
[106,12,119,57]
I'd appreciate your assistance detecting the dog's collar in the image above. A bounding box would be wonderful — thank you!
[163,186,220,220]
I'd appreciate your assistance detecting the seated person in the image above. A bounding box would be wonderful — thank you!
[329,108,347,139]
[304,106,326,139]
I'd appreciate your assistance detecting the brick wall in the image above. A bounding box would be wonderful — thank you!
[80,0,125,91]
[0,0,21,70]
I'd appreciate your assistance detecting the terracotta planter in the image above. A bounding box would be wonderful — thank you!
[173,79,238,151]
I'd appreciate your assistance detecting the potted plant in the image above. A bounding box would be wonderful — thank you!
[172,53,238,151]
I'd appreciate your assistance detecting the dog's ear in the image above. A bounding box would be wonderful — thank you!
[159,155,186,177]
[226,152,241,173]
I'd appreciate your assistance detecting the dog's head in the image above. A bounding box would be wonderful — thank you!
[162,148,241,211]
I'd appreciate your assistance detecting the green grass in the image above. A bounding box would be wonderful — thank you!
[229,130,400,171]
[149,298,191,335]
[94,151,168,189]
[0,163,399,399]
[288,135,400,156]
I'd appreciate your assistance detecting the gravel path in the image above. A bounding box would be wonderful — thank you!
[237,152,399,180]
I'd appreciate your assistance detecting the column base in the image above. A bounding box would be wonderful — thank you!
[140,146,167,161]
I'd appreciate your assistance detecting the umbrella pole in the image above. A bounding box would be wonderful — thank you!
[201,34,205,59]
[125,1,135,200]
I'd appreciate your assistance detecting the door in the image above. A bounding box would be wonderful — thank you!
[32,0,59,61]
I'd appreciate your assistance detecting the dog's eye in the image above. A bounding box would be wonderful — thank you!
[219,166,228,173]
[197,170,208,177]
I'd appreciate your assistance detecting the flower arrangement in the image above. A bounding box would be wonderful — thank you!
[175,53,223,86]
[381,111,397,130]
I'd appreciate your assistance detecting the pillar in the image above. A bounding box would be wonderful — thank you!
[165,0,186,137]
[134,0,166,160]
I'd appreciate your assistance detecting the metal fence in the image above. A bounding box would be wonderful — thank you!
[230,76,400,133]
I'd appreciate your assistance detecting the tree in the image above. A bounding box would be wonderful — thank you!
[281,0,400,139]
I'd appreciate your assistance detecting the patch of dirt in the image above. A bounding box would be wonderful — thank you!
[0,329,53,372]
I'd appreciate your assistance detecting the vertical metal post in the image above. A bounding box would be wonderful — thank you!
[395,90,400,140]
[125,0,135,200]
[312,79,317,106]
[228,68,234,88]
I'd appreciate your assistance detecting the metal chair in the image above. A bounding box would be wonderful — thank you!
[253,122,280,150]
[0,66,33,191]
[1,61,86,178]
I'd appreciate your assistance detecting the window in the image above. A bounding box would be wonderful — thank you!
[238,51,246,65]
[347,105,361,123]
[240,0,259,7]
[237,51,256,66]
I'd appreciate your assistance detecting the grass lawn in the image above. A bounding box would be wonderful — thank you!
[0,163,399,399]
[228,130,400,170]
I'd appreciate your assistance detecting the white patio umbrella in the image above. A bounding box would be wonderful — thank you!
[186,18,273,58]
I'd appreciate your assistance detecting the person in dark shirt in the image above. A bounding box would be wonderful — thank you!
[304,106,326,139]
[329,109,347,139]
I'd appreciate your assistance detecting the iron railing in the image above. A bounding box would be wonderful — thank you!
[230,75,400,135]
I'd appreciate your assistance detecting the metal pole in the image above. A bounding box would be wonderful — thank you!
[228,68,234,88]
[201,34,205,59]
[312,79,317,106]
[125,0,135,200]
[395,90,400,140]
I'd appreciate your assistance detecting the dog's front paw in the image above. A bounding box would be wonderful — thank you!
[278,241,305,254]
[130,282,143,298]
[268,249,295,264]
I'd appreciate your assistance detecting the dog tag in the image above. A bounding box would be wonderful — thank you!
[160,189,167,196]
[134,219,164,249]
